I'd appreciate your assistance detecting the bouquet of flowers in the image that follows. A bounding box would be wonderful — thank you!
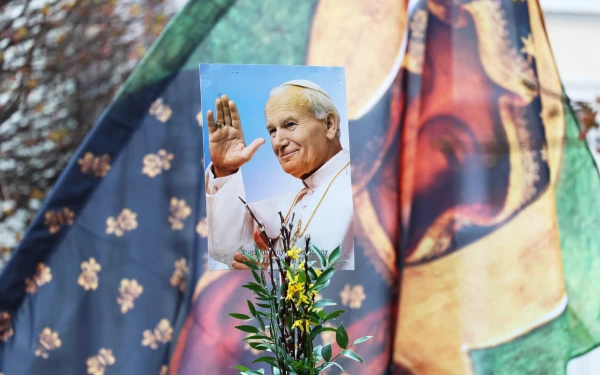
[229,207,371,375]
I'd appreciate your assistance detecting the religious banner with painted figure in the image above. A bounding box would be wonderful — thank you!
[199,64,354,271]
[2,0,600,374]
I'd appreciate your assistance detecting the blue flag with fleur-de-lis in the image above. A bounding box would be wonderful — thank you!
[0,30,207,374]
[3,0,600,374]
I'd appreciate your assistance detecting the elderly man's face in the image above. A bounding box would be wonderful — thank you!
[265,87,335,179]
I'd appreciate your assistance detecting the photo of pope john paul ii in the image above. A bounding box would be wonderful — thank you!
[199,64,354,271]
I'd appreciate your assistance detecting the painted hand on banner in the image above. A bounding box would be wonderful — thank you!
[207,94,265,177]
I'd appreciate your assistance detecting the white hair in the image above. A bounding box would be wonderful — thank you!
[269,80,341,139]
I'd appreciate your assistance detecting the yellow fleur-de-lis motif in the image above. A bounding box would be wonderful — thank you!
[34,327,61,359]
[44,207,75,234]
[142,149,174,178]
[168,198,191,231]
[340,284,366,309]
[142,319,173,350]
[195,217,208,238]
[78,152,111,177]
[78,258,101,291]
[149,98,172,123]
[0,312,14,342]
[117,279,143,314]
[159,365,168,375]
[170,258,188,292]
[106,208,138,237]
[25,263,52,294]
[86,348,115,375]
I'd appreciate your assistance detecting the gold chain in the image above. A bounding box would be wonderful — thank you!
[282,161,351,243]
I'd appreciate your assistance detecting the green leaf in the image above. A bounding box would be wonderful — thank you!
[243,334,270,341]
[249,342,269,350]
[256,303,271,309]
[254,245,263,263]
[248,301,258,317]
[322,343,332,362]
[253,356,277,366]
[353,336,373,345]
[229,313,251,320]
[328,245,342,264]
[317,310,327,319]
[297,270,306,283]
[242,283,266,293]
[313,299,337,309]
[235,325,259,333]
[318,361,344,372]
[318,326,338,333]
[341,349,363,363]
[336,323,349,349]
[315,267,335,286]
[233,365,249,372]
[307,267,319,282]
[282,261,293,275]
[324,309,346,322]
[251,270,262,285]
[311,279,330,292]
[313,345,323,361]
[311,244,326,267]
[257,315,265,331]
[245,251,258,262]
[329,259,351,269]
[272,367,281,375]
[242,260,260,270]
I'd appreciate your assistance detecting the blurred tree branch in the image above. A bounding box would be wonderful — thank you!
[0,0,176,260]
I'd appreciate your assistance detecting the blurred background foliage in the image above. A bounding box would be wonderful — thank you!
[0,0,177,267]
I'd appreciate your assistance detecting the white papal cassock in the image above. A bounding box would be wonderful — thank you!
[205,149,354,270]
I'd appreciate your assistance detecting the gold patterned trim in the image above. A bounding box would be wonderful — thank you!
[25,263,52,294]
[87,348,115,375]
[168,198,191,231]
[142,319,173,349]
[142,150,174,178]
[149,98,172,122]
[170,258,188,292]
[35,328,61,359]
[340,284,366,309]
[44,207,75,234]
[0,312,14,342]
[78,258,101,291]
[78,152,111,177]
[195,217,208,238]
[106,209,138,237]
[117,279,143,314]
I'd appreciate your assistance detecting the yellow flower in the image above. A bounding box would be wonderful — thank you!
[298,262,305,271]
[291,319,310,332]
[315,269,322,277]
[286,246,302,260]
[296,293,310,308]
